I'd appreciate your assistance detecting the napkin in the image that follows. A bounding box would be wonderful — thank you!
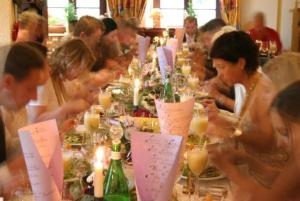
[18,119,63,201]
[155,98,194,139]
[157,46,174,80]
[131,131,184,201]
[234,83,246,116]
[166,38,178,64]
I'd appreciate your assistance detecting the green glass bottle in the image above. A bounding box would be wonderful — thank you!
[162,66,175,103]
[104,140,130,201]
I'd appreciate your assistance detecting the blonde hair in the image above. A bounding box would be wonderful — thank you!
[50,38,95,78]
[49,38,95,104]
[263,52,300,91]
[18,11,41,29]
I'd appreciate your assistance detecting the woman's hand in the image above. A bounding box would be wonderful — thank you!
[207,142,236,171]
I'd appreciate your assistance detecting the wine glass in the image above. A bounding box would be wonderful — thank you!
[189,110,208,137]
[269,40,277,57]
[260,41,269,57]
[84,112,100,147]
[187,75,199,90]
[98,89,112,119]
[182,65,192,77]
[187,146,208,199]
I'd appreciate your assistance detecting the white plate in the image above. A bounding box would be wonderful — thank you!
[199,173,226,181]
[180,173,226,181]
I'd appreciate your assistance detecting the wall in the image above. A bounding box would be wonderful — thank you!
[0,0,14,45]
[240,0,278,30]
[279,0,294,50]
[240,0,293,50]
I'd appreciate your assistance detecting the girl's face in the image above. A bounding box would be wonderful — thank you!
[270,109,291,153]
[213,58,245,87]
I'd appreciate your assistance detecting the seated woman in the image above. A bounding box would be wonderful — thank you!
[206,31,276,149]
[27,39,95,125]
[203,31,287,187]
[207,52,300,200]
[210,81,300,201]
[92,18,134,74]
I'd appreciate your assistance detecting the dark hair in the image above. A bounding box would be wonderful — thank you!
[184,16,198,26]
[74,16,105,37]
[271,81,300,124]
[200,18,226,33]
[102,18,118,35]
[25,41,48,57]
[210,31,259,75]
[4,42,45,81]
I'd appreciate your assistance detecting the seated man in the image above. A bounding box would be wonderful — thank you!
[117,17,140,55]
[0,42,48,198]
[248,12,282,54]
[73,15,104,54]
[15,10,45,43]
[197,18,227,80]
[182,16,199,47]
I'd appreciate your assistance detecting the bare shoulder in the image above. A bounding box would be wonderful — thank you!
[256,73,277,102]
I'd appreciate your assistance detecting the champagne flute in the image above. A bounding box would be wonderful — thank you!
[84,112,100,147]
[182,65,192,77]
[187,146,208,199]
[98,89,112,120]
[269,40,277,57]
[189,110,208,137]
[187,75,199,90]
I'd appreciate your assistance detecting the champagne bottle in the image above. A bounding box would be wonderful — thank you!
[104,140,131,201]
[162,66,175,103]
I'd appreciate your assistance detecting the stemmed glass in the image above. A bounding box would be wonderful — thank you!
[187,146,208,200]
[98,89,112,120]
[187,74,200,90]
[189,110,208,137]
[84,111,100,147]
[269,40,277,57]
[260,41,269,56]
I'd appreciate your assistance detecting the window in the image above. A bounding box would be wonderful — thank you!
[76,0,100,18]
[47,0,68,26]
[48,0,100,26]
[160,0,184,27]
[192,0,216,26]
[142,0,218,28]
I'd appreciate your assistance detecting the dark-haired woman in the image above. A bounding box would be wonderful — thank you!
[211,81,300,201]
[205,31,276,149]
[203,31,285,187]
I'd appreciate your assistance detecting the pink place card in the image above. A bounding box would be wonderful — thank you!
[18,119,63,201]
[157,46,174,80]
[163,46,174,69]
[155,98,195,139]
[166,38,178,64]
[175,28,184,49]
[138,35,151,65]
[131,131,184,201]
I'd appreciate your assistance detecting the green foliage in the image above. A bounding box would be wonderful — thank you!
[48,16,65,26]
[186,0,196,18]
[65,2,78,22]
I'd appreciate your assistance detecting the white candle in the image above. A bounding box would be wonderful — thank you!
[94,147,104,198]
[133,79,141,106]
[152,53,157,69]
